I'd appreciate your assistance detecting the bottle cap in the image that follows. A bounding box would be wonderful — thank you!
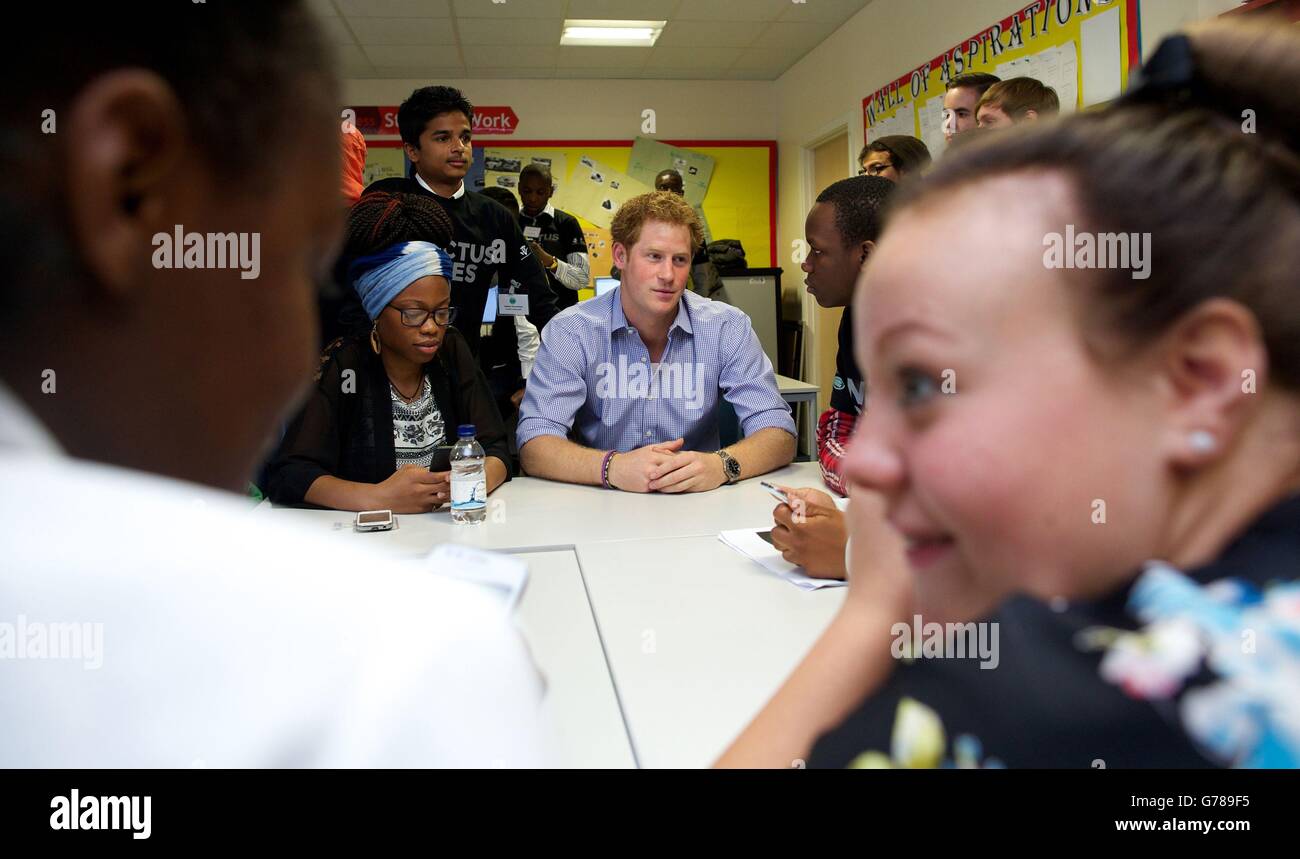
[458,424,476,438]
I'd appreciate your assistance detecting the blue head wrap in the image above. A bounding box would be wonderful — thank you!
[348,241,454,321]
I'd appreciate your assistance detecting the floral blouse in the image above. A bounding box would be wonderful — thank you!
[390,376,447,470]
[810,496,1300,769]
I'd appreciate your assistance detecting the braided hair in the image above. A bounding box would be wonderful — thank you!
[345,191,454,257]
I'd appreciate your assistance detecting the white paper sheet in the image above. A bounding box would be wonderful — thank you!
[420,543,530,613]
[550,157,652,230]
[866,101,915,144]
[483,150,569,199]
[917,97,947,160]
[1080,6,1121,107]
[1055,40,1080,113]
[718,528,847,591]
[626,137,715,208]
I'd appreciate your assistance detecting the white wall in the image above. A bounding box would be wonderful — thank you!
[770,0,1243,347]
[343,77,777,140]
[1139,0,1248,58]
[344,0,1243,378]
[771,0,1026,344]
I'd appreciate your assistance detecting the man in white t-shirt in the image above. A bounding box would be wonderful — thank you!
[0,3,544,767]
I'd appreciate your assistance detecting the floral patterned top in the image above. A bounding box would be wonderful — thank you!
[810,495,1300,769]
[390,376,447,470]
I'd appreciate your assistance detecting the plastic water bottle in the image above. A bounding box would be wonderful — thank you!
[450,424,487,524]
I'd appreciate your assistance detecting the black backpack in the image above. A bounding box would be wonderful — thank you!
[706,239,747,274]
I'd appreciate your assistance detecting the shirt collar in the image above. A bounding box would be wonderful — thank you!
[609,288,694,338]
[0,382,64,457]
[522,203,556,221]
[671,294,694,335]
[415,173,465,199]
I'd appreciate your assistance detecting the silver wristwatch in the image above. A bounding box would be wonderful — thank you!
[717,449,741,485]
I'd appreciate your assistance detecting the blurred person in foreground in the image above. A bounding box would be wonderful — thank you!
[0,1,544,766]
[722,20,1300,769]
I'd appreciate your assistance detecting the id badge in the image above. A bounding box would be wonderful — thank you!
[522,226,541,240]
[498,292,530,316]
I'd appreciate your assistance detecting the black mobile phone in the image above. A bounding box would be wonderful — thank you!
[428,446,455,473]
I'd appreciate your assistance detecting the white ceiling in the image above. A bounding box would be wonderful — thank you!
[308,0,873,80]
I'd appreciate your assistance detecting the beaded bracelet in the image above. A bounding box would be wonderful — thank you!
[601,450,618,490]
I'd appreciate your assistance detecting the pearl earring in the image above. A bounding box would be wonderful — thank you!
[1188,430,1217,454]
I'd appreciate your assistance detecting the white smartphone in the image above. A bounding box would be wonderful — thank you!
[760,481,791,505]
[355,509,395,532]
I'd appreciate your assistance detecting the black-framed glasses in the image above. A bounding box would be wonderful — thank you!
[859,160,895,177]
[390,305,457,327]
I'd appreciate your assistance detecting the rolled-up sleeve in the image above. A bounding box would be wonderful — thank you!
[718,313,796,439]
[553,252,590,293]
[516,316,592,449]
[513,315,539,380]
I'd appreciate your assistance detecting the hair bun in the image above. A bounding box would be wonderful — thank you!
[346,190,455,258]
[1127,20,1300,158]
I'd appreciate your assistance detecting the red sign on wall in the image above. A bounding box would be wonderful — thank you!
[346,105,518,137]
[472,106,519,135]
[347,106,400,137]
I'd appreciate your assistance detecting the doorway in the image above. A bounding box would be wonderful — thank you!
[808,131,851,412]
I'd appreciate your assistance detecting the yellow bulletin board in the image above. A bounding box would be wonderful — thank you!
[364,139,778,276]
[360,144,406,188]
[863,0,1141,158]
[485,141,777,274]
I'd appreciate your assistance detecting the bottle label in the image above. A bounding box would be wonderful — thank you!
[451,475,487,510]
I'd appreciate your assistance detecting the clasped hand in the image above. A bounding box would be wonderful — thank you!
[609,438,726,494]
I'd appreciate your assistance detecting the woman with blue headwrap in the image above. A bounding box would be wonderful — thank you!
[265,192,509,511]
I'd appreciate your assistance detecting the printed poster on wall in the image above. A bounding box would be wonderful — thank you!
[580,222,614,278]
[862,0,1139,158]
[626,137,715,208]
[362,146,406,187]
[482,149,569,199]
[551,155,653,230]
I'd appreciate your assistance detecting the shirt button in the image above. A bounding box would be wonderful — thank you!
[645,431,651,437]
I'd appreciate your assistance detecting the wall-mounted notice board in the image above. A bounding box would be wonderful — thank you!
[363,139,778,273]
[862,0,1141,158]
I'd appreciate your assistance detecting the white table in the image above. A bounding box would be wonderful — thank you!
[776,374,819,462]
[512,549,636,768]
[260,461,840,767]
[576,536,844,768]
[258,461,826,554]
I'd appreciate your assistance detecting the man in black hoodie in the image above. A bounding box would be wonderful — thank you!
[358,86,558,357]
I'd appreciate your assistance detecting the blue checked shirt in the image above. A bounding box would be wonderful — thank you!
[517,288,795,453]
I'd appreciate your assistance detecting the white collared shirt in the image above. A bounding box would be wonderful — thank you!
[0,386,545,766]
[415,172,465,199]
[520,203,590,293]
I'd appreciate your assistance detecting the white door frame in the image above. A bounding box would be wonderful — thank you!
[798,110,859,385]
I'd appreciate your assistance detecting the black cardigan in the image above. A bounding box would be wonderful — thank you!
[264,326,510,506]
